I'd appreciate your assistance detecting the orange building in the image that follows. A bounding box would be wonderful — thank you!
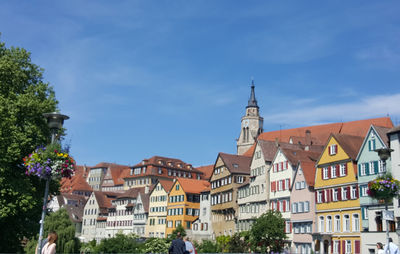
[165,178,210,236]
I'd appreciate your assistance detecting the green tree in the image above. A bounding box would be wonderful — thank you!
[143,237,169,253]
[94,233,143,253]
[0,37,59,252]
[24,209,81,254]
[249,210,287,253]
[168,224,186,241]
[216,235,230,253]
[196,240,219,253]
[228,231,250,253]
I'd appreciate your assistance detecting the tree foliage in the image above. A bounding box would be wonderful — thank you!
[215,235,230,253]
[228,231,250,253]
[24,209,81,254]
[143,237,169,254]
[167,224,186,241]
[94,233,142,253]
[0,37,59,252]
[195,239,219,253]
[249,210,287,253]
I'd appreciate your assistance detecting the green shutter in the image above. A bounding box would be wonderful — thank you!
[374,161,379,174]
[365,163,370,175]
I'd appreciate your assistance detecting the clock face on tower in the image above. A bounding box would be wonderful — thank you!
[243,120,249,127]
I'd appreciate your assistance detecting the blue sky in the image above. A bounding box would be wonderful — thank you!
[1,1,400,167]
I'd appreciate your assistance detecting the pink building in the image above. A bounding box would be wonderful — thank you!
[291,160,317,254]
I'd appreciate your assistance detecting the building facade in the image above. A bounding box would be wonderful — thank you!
[191,188,214,241]
[314,134,363,254]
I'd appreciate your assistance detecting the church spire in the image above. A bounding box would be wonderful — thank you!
[247,80,258,108]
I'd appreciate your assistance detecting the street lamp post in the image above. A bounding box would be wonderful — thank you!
[37,112,69,254]
[375,147,394,254]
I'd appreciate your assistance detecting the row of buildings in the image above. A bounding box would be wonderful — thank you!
[52,85,400,254]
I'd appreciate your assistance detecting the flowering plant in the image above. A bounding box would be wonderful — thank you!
[367,173,400,201]
[23,143,75,179]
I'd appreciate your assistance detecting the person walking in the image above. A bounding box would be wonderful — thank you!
[384,238,400,254]
[169,232,186,254]
[377,242,385,254]
[184,237,196,254]
[41,231,58,254]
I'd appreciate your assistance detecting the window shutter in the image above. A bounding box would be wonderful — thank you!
[321,168,324,179]
[338,188,342,201]
[290,222,292,233]
[283,200,286,211]
[315,192,318,203]
[328,167,331,178]
[336,164,339,176]
[277,200,280,211]
[286,161,289,170]
[347,186,350,199]
[344,163,348,176]
[322,190,325,203]
[280,162,283,171]
[342,240,345,254]
[355,240,360,254]
[331,241,333,253]
[358,164,361,176]
[282,180,285,190]
[374,161,379,174]
[335,144,338,154]
[365,163,369,175]
[288,179,291,189]
[338,241,341,254]
[355,184,359,198]
[328,145,332,155]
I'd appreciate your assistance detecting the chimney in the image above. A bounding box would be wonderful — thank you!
[305,130,311,151]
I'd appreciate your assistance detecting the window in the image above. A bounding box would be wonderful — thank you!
[317,191,322,203]
[333,189,338,201]
[237,176,244,183]
[176,184,180,190]
[304,201,310,212]
[319,216,324,232]
[298,202,304,213]
[340,164,346,176]
[323,167,329,179]
[326,216,332,232]
[353,214,360,232]
[285,179,290,190]
[344,215,350,232]
[345,240,352,254]
[285,221,291,233]
[292,203,298,213]
[333,241,339,254]
[329,144,338,155]
[334,215,341,232]
[378,160,385,173]
[342,187,348,200]
[351,186,357,199]
[368,139,376,151]
[369,161,375,175]
[278,180,283,191]
[331,165,337,178]
[359,163,366,176]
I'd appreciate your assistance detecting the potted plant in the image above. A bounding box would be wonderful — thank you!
[367,173,400,202]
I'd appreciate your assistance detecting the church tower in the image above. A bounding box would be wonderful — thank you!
[237,81,264,155]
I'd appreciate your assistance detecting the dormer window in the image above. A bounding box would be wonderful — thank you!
[158,160,163,165]
[178,163,182,168]
[329,144,338,156]
[233,164,239,169]
[158,167,162,174]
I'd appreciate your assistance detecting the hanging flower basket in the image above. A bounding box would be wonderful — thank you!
[367,173,400,202]
[23,143,75,179]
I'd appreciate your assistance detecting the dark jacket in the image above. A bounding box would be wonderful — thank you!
[169,238,186,254]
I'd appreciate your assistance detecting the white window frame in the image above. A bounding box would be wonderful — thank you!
[323,167,329,179]
[304,201,310,212]
[340,164,346,176]
[333,189,338,201]
[378,160,385,173]
[369,161,375,175]
[352,214,360,232]
[334,215,341,232]
[345,240,351,254]
[331,165,337,178]
[351,186,357,199]
[342,187,348,200]
[319,216,324,233]
[360,163,366,176]
[344,214,350,232]
[326,216,332,232]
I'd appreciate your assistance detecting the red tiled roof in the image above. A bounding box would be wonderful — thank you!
[281,148,321,166]
[218,152,251,174]
[158,180,174,193]
[196,165,214,180]
[300,161,317,187]
[373,125,391,147]
[176,178,210,194]
[332,133,364,161]
[117,187,146,199]
[102,164,130,187]
[243,117,393,156]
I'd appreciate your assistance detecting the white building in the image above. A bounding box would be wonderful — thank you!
[191,188,214,241]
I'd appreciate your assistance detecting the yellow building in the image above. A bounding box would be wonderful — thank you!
[165,178,210,236]
[145,180,174,238]
[314,133,364,254]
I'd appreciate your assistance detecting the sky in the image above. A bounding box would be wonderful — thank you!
[1,1,400,167]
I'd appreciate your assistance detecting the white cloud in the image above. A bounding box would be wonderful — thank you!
[263,93,400,126]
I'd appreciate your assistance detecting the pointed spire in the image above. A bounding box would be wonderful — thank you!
[247,79,258,108]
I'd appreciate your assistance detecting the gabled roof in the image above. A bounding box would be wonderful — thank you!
[300,161,317,187]
[159,180,174,193]
[139,192,150,213]
[218,152,251,174]
[356,125,392,161]
[280,148,321,166]
[196,165,214,181]
[117,187,146,199]
[176,178,210,194]
[94,191,115,210]
[331,133,364,161]
[102,164,130,187]
[244,117,393,156]
[388,125,400,135]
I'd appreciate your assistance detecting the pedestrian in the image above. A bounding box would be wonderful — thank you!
[169,232,186,254]
[39,231,57,254]
[384,238,400,254]
[184,237,196,254]
[377,242,385,254]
